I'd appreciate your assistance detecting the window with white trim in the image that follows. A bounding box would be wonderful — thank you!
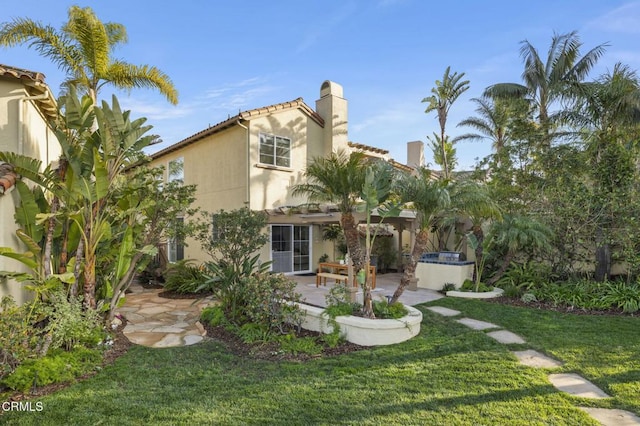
[259,133,291,168]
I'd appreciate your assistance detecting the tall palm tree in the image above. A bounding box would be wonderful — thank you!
[484,31,607,149]
[454,96,529,167]
[389,167,450,304]
[0,5,178,105]
[292,150,367,273]
[423,66,470,180]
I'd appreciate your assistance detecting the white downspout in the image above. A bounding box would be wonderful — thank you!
[18,91,50,156]
[236,120,250,207]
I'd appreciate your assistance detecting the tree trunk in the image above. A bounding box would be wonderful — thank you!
[487,252,514,285]
[340,212,364,272]
[82,219,97,310]
[70,235,83,297]
[594,226,611,282]
[389,228,430,304]
[472,225,484,283]
[43,196,58,278]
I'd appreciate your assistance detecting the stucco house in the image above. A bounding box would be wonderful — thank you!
[0,64,60,304]
[149,80,423,274]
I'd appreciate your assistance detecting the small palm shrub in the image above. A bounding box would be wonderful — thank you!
[494,261,552,294]
[163,259,207,294]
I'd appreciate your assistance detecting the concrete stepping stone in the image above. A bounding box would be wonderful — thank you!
[486,330,526,344]
[456,317,500,330]
[513,350,563,368]
[426,306,461,317]
[578,407,640,426]
[548,373,610,399]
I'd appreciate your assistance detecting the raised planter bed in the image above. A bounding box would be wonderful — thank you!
[295,302,422,346]
[446,287,505,299]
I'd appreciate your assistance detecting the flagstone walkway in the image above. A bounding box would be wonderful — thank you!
[425,305,640,426]
[114,284,213,348]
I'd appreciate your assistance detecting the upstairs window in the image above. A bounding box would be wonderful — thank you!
[259,134,291,168]
[168,157,184,184]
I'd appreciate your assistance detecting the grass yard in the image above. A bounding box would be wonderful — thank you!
[2,299,638,425]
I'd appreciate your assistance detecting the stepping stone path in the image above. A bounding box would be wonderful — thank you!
[579,407,640,426]
[513,349,563,368]
[426,304,640,426]
[456,317,500,330]
[114,284,213,348]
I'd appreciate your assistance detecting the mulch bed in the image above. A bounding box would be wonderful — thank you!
[202,322,366,362]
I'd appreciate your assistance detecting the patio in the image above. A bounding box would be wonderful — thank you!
[290,271,443,307]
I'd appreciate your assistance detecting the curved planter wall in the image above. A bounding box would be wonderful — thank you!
[295,302,422,346]
[446,287,504,299]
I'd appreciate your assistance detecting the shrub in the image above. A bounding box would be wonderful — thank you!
[242,273,304,333]
[324,285,361,318]
[372,299,408,319]
[278,334,322,356]
[531,279,640,313]
[237,323,272,343]
[163,260,207,294]
[494,261,552,291]
[200,306,226,326]
[0,297,43,380]
[2,347,102,392]
[196,208,272,323]
[42,290,105,351]
[441,283,456,292]
[460,280,491,293]
[601,281,640,313]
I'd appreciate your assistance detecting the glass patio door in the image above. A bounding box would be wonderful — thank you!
[271,225,311,273]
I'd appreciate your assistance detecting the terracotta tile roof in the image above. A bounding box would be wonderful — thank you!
[0,63,57,119]
[0,63,47,84]
[389,159,413,172]
[348,141,389,155]
[0,163,17,195]
[150,97,324,159]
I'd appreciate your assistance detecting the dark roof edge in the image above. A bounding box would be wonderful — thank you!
[150,98,324,160]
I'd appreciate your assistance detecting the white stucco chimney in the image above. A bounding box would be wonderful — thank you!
[407,140,424,169]
[315,81,348,155]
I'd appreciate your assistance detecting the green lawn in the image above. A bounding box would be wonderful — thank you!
[2,299,638,425]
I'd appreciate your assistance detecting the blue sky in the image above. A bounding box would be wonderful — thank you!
[2,1,639,169]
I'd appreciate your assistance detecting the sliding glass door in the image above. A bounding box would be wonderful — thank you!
[271,225,311,273]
